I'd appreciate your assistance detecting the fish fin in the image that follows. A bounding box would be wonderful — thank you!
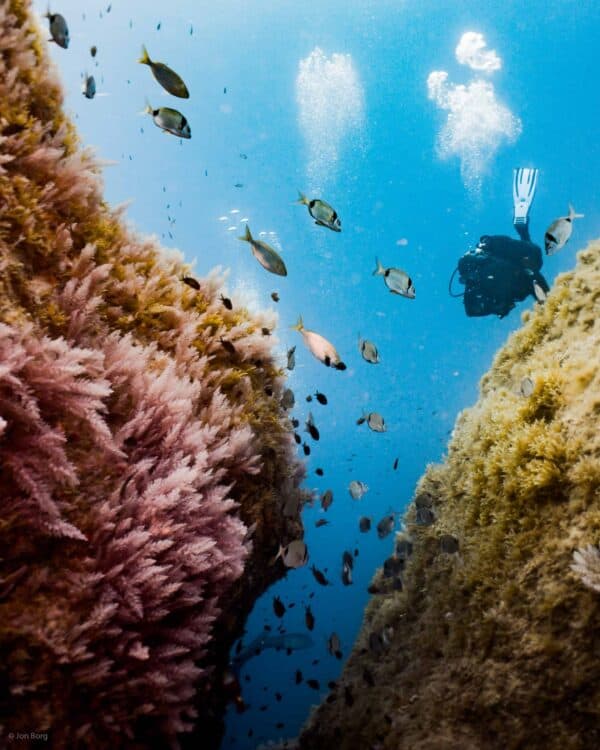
[568,203,584,220]
[290,315,304,332]
[138,44,151,66]
[238,224,252,243]
[140,98,153,116]
[269,545,283,565]
[296,190,309,206]
[372,257,385,276]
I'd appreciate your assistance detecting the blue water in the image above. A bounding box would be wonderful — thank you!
[36,1,600,747]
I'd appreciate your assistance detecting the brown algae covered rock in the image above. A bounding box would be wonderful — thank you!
[295,240,600,750]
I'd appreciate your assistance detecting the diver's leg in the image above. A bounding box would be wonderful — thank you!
[515,222,531,243]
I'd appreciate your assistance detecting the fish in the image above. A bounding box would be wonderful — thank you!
[273,596,286,618]
[231,632,313,673]
[281,388,295,410]
[271,292,280,302]
[415,507,435,526]
[144,102,191,139]
[238,225,287,276]
[296,191,341,232]
[544,204,584,255]
[305,413,320,441]
[234,183,244,188]
[182,276,200,290]
[393,457,399,470]
[302,443,310,456]
[294,433,301,444]
[359,338,380,364]
[376,514,395,539]
[314,518,329,528]
[348,480,369,500]
[310,565,330,586]
[327,633,342,659]
[295,670,303,684]
[315,392,328,405]
[240,153,248,159]
[81,74,96,100]
[306,395,313,402]
[138,45,189,98]
[274,539,308,568]
[359,516,372,532]
[286,346,296,371]
[368,631,385,655]
[342,550,354,570]
[395,537,413,559]
[46,10,69,48]
[520,376,534,397]
[533,280,547,303]
[220,338,236,354]
[90,45,97,57]
[320,490,333,511]
[373,258,415,299]
[304,605,315,631]
[220,294,233,310]
[440,534,459,554]
[315,468,324,476]
[261,327,271,336]
[291,316,345,369]
[362,668,375,687]
[291,418,300,428]
[359,412,386,432]
[341,562,352,586]
[383,556,404,578]
[306,679,320,690]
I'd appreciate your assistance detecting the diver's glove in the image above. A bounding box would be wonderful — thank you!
[513,167,539,226]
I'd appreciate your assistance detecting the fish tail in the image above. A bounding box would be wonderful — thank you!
[296,190,309,206]
[140,98,153,116]
[138,44,151,66]
[269,545,283,565]
[238,224,252,243]
[290,315,304,332]
[372,257,384,276]
[568,203,584,220]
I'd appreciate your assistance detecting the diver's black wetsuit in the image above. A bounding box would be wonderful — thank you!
[454,221,549,318]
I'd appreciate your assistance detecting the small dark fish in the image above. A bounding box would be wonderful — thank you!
[82,74,96,100]
[356,416,366,426]
[377,514,395,539]
[240,153,248,159]
[220,338,236,354]
[295,669,303,684]
[315,391,328,405]
[273,596,286,618]
[395,538,413,559]
[416,507,435,526]
[234,183,244,188]
[320,490,333,511]
[342,551,354,570]
[305,413,320,441]
[90,45,97,57]
[383,556,404,578]
[220,294,233,310]
[271,292,280,302]
[306,395,313,402]
[156,22,161,30]
[315,468,324,476]
[261,327,271,336]
[369,631,385,655]
[291,418,300,428]
[304,605,315,631]
[182,276,200,290]
[310,565,330,586]
[359,516,372,533]
[334,361,347,371]
[315,518,329,528]
[275,692,282,702]
[46,11,69,48]
[302,443,310,456]
[363,668,375,687]
[287,346,296,371]
[264,385,273,397]
[224,86,227,94]
[393,457,399,470]
[276,722,285,729]
[294,433,301,444]
[306,679,320,690]
[440,534,459,554]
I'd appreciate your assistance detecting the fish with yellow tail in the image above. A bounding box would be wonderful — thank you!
[144,100,191,138]
[138,45,190,98]
[238,225,287,276]
[296,191,341,232]
[373,258,415,299]
[291,316,346,370]
[544,204,584,255]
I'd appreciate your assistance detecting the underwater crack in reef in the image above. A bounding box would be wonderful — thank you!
[278,239,600,750]
[0,2,305,748]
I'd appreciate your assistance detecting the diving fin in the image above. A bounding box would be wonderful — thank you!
[513,167,538,226]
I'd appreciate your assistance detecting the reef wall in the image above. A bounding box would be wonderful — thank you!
[0,3,303,748]
[295,240,600,750]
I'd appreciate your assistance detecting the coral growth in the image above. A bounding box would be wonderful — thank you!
[0,2,303,748]
[295,240,600,750]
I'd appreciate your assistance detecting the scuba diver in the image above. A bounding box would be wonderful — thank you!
[450,168,550,318]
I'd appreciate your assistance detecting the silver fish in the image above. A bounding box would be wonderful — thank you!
[366,412,386,432]
[145,102,191,138]
[321,489,334,511]
[520,376,534,397]
[82,74,96,99]
[532,280,547,303]
[348,480,368,500]
[376,514,395,539]
[341,561,352,586]
[281,388,295,410]
[327,632,342,658]
[274,539,308,568]
[297,191,341,232]
[373,258,415,299]
[291,316,344,368]
[139,45,189,98]
[545,204,583,255]
[46,11,69,49]
[239,225,287,276]
[286,346,296,371]
[359,338,379,364]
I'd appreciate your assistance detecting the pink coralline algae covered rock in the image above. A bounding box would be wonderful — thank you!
[0,3,304,748]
